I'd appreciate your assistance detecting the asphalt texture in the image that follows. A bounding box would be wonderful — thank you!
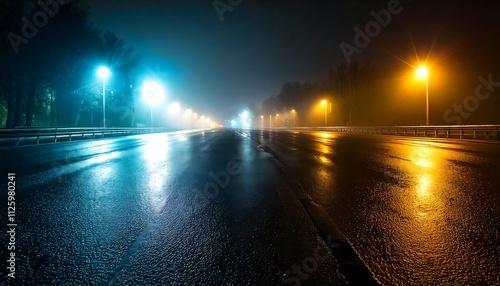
[244,129,500,286]
[0,129,346,285]
[1,128,499,285]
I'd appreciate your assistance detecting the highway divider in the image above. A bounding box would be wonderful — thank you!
[0,127,182,147]
[270,125,500,140]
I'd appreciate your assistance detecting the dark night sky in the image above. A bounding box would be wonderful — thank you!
[84,0,500,122]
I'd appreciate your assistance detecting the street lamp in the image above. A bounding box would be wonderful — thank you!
[142,80,165,126]
[241,110,250,128]
[184,109,193,129]
[321,100,327,126]
[168,102,181,129]
[97,67,110,127]
[416,66,429,126]
[168,102,180,115]
[291,109,296,127]
[260,115,264,129]
[193,112,198,128]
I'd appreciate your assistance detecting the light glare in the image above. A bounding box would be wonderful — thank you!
[97,67,110,79]
[142,80,165,105]
[416,67,428,78]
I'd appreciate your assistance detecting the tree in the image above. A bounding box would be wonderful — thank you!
[0,0,140,128]
[0,0,24,128]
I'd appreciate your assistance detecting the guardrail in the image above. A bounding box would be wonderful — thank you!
[0,127,179,147]
[278,125,500,140]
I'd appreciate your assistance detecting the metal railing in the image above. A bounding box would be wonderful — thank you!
[2,125,499,147]
[0,127,179,147]
[276,125,500,140]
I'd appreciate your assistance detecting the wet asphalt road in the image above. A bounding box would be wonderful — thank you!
[244,129,500,286]
[0,128,499,285]
[0,129,345,285]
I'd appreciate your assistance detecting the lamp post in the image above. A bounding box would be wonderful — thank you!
[168,102,180,129]
[291,109,296,127]
[97,67,110,127]
[322,100,327,126]
[185,109,192,128]
[416,67,429,126]
[142,80,165,126]
[241,110,249,128]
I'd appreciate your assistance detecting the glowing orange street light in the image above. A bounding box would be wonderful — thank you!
[321,100,327,126]
[416,66,429,125]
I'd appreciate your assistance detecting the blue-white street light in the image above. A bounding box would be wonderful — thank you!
[142,80,165,126]
[97,67,110,127]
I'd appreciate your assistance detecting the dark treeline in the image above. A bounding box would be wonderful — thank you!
[259,61,385,127]
[257,0,500,127]
[2,1,500,128]
[0,0,140,128]
[259,54,500,127]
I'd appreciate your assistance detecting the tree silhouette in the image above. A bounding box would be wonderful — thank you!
[0,0,140,128]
